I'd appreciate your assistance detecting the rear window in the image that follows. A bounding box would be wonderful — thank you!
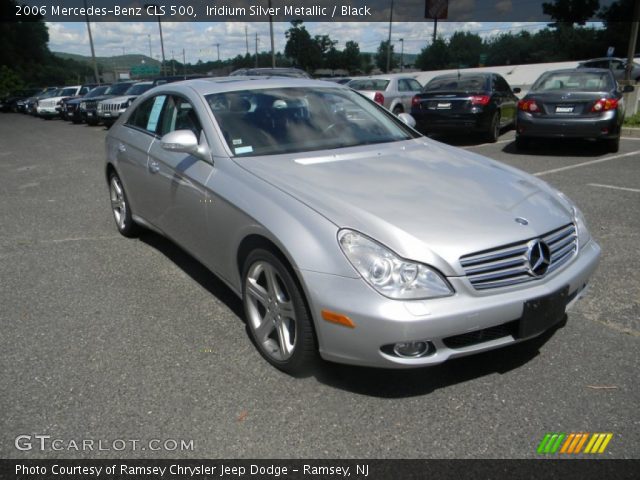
[348,79,390,91]
[105,83,133,95]
[423,76,488,92]
[531,72,614,92]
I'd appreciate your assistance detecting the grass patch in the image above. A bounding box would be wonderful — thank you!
[624,112,640,127]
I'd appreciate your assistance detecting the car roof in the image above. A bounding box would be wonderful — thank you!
[543,68,612,74]
[156,77,346,96]
[430,72,492,80]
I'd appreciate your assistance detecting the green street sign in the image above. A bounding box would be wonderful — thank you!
[130,64,160,76]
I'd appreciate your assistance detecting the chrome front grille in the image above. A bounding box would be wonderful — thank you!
[460,223,577,290]
[99,102,123,112]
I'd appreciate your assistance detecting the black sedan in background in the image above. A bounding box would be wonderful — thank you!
[63,85,110,124]
[80,81,135,126]
[515,68,633,153]
[410,72,520,142]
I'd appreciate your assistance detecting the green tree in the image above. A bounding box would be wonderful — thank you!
[599,0,639,60]
[284,21,318,71]
[341,41,361,72]
[448,31,483,68]
[542,0,600,28]
[415,37,450,70]
[375,40,397,73]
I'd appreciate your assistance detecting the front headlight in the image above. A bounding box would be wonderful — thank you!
[338,229,454,300]
[557,192,591,248]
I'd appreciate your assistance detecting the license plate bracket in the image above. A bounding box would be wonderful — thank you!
[518,286,569,338]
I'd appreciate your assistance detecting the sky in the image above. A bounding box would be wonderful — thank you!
[46,21,557,63]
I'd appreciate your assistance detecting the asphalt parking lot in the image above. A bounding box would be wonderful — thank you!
[1,113,638,459]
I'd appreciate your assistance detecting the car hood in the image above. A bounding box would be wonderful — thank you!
[235,138,574,275]
[102,95,136,104]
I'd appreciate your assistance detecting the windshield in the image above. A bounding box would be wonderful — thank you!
[105,83,133,95]
[531,72,614,92]
[60,88,78,97]
[206,87,418,157]
[125,84,152,96]
[85,86,109,98]
[348,79,390,91]
[423,75,488,92]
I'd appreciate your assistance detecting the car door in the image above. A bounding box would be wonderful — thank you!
[145,94,215,258]
[116,95,167,222]
[493,75,517,126]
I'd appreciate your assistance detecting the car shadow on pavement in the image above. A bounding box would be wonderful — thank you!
[503,139,609,157]
[138,230,244,319]
[137,230,563,395]
[313,322,564,398]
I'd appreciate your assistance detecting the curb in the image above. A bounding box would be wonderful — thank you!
[621,127,640,138]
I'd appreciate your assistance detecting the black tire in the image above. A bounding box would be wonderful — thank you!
[108,171,139,238]
[242,248,317,375]
[103,119,114,128]
[486,111,501,143]
[605,137,619,153]
[87,117,98,126]
[392,105,403,116]
[72,117,82,124]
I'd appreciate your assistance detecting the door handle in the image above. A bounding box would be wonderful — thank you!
[117,143,126,152]
[149,160,160,173]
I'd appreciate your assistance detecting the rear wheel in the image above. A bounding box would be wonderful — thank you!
[605,137,619,153]
[392,104,403,116]
[486,112,501,143]
[242,249,317,375]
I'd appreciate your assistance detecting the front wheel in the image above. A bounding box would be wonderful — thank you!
[242,249,317,375]
[108,172,139,237]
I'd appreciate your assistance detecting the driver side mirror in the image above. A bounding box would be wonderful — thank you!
[622,84,635,93]
[160,129,210,161]
[398,112,416,128]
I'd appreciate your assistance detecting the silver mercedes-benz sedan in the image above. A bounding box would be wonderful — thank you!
[105,77,600,374]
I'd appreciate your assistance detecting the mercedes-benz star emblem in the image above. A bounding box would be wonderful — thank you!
[526,239,551,277]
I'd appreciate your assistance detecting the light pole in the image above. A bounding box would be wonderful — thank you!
[268,0,275,67]
[83,0,100,84]
[399,38,404,72]
[145,3,166,75]
[386,0,394,73]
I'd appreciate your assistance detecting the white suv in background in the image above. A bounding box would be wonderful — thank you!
[36,86,89,119]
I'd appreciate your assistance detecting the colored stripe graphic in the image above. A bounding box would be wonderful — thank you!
[538,433,613,454]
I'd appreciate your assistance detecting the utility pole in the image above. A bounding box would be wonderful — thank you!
[83,0,100,84]
[183,48,186,78]
[245,25,249,55]
[122,47,125,56]
[171,50,175,75]
[386,0,394,73]
[148,34,152,58]
[255,33,259,68]
[399,38,404,72]
[214,43,220,61]
[158,18,166,75]
[625,0,640,81]
[268,0,275,67]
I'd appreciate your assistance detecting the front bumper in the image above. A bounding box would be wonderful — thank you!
[36,106,60,117]
[517,111,621,139]
[301,239,600,368]
[97,109,124,121]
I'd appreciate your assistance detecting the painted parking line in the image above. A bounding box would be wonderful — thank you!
[534,149,640,177]
[588,183,640,193]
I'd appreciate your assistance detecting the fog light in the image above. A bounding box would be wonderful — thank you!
[393,341,429,358]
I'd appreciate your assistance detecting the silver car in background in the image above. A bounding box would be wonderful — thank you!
[348,75,423,115]
[105,78,600,374]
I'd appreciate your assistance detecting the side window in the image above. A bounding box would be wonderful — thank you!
[494,76,510,93]
[408,79,422,91]
[397,79,410,92]
[80,87,89,95]
[126,95,166,134]
[158,96,203,138]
